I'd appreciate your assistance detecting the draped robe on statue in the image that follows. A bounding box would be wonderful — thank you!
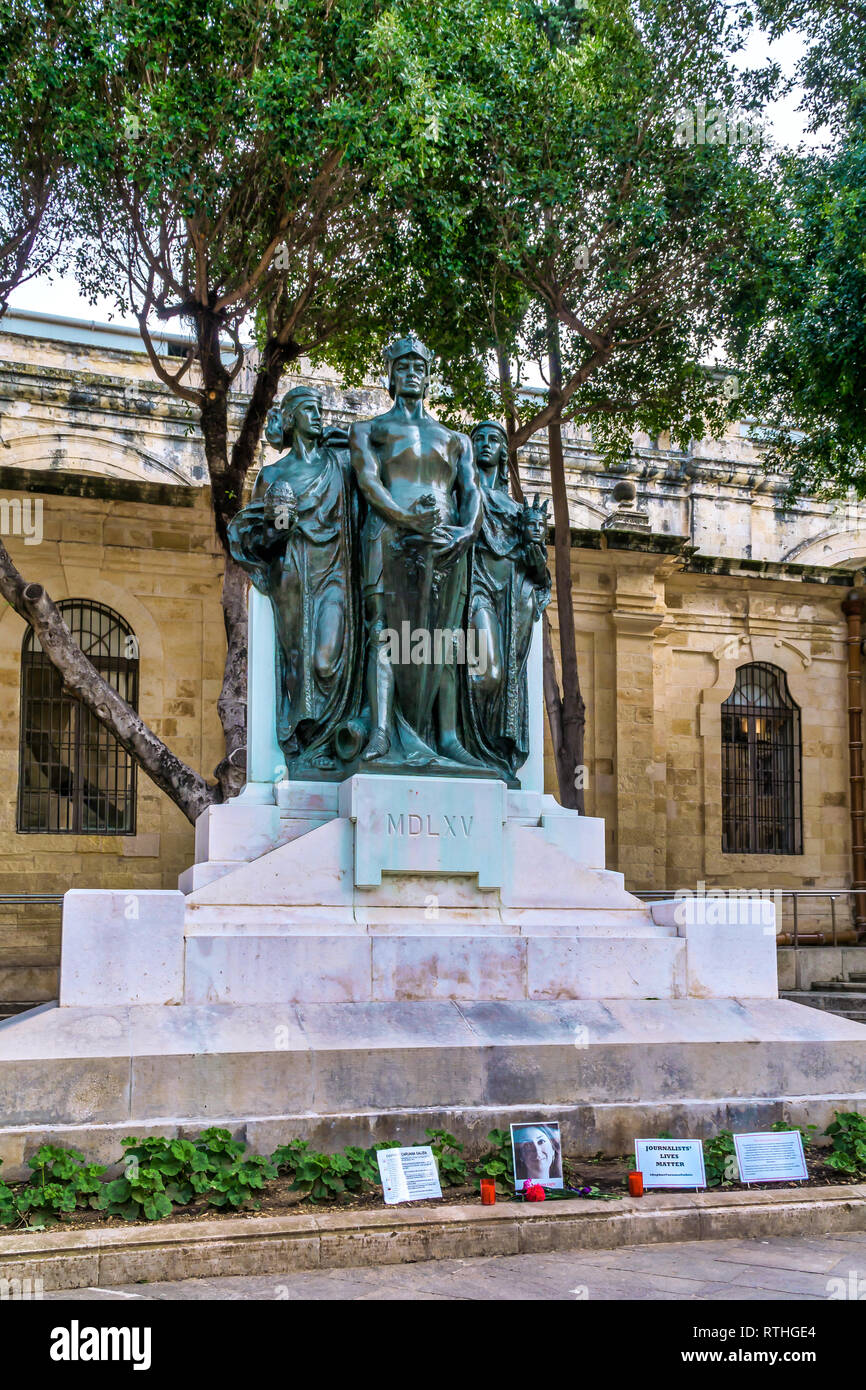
[227,438,361,774]
[463,484,551,780]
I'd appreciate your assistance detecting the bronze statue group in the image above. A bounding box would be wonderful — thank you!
[228,334,550,786]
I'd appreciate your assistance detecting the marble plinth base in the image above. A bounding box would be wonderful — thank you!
[1,998,865,1177]
[61,788,779,1005]
[180,780,608,888]
[3,773,830,1174]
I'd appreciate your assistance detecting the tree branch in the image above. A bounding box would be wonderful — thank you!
[0,539,220,823]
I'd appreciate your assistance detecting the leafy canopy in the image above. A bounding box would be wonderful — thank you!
[70,0,527,412]
[358,0,779,468]
[0,0,105,310]
[735,0,866,495]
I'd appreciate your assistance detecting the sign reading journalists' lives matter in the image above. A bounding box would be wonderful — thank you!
[733,1130,808,1184]
[634,1139,707,1189]
[376,1146,443,1205]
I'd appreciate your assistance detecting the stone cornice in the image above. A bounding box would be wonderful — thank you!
[610,607,669,637]
[567,526,856,588]
[684,552,856,587]
[0,464,196,508]
[0,357,210,426]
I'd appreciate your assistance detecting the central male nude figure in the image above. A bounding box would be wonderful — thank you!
[349,334,484,770]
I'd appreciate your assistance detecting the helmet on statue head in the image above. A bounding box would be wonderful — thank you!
[382,333,433,398]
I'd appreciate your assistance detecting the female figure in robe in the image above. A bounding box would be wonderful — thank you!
[463,421,551,781]
[227,386,362,776]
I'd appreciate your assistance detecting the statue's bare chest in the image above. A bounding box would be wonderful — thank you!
[370,420,454,487]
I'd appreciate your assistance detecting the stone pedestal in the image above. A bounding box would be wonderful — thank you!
[3,767,866,1178]
[2,996,865,1177]
[2,576,865,1176]
[177,776,677,1006]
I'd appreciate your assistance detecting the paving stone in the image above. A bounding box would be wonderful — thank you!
[700,1264,847,1297]
[708,1239,849,1275]
[690,1283,823,1302]
[42,1233,866,1301]
[580,1245,745,1285]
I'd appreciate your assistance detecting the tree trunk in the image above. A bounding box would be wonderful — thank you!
[214,554,250,800]
[0,539,219,822]
[497,345,524,502]
[545,315,585,812]
[0,229,301,824]
[198,326,297,795]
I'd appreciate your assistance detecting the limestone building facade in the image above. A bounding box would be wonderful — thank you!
[0,310,863,1008]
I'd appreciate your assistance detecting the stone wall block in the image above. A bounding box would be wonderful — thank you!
[59,889,185,1006]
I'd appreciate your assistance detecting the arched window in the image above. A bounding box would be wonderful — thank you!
[721,662,802,854]
[17,601,138,834]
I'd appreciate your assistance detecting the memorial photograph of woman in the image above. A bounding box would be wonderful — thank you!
[511,1123,564,1189]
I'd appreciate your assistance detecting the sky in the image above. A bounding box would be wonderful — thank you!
[7,21,815,329]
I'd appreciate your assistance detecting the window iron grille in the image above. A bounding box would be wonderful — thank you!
[17,600,138,834]
[721,661,802,855]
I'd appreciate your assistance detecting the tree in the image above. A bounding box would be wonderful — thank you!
[0,7,202,801]
[0,0,84,310]
[384,0,776,805]
[0,0,507,822]
[733,1,866,497]
[754,0,865,136]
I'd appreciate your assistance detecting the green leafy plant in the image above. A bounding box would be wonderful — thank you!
[473,1129,515,1195]
[190,1128,276,1211]
[424,1130,468,1188]
[0,1160,21,1228]
[769,1120,817,1147]
[101,1137,202,1222]
[16,1145,107,1227]
[703,1130,739,1188]
[823,1112,866,1176]
[271,1139,380,1203]
[103,1129,276,1221]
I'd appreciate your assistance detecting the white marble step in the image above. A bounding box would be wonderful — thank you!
[183,930,686,1004]
[2,998,866,1178]
[183,908,664,936]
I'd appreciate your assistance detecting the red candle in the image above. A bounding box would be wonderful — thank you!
[628,1171,644,1197]
[480,1178,496,1205]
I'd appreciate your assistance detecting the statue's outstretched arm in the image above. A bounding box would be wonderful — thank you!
[227,499,274,595]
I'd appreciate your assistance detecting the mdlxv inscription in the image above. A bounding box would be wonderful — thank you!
[386,813,474,837]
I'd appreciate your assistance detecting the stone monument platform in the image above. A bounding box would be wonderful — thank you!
[1,773,865,1178]
[5,339,863,1182]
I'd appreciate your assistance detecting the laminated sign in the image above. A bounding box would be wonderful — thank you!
[634,1139,707,1189]
[376,1146,443,1205]
[733,1131,808,1184]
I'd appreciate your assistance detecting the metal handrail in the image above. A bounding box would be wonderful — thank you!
[0,895,64,903]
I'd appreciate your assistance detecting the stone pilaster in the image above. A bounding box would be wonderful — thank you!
[609,557,672,890]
